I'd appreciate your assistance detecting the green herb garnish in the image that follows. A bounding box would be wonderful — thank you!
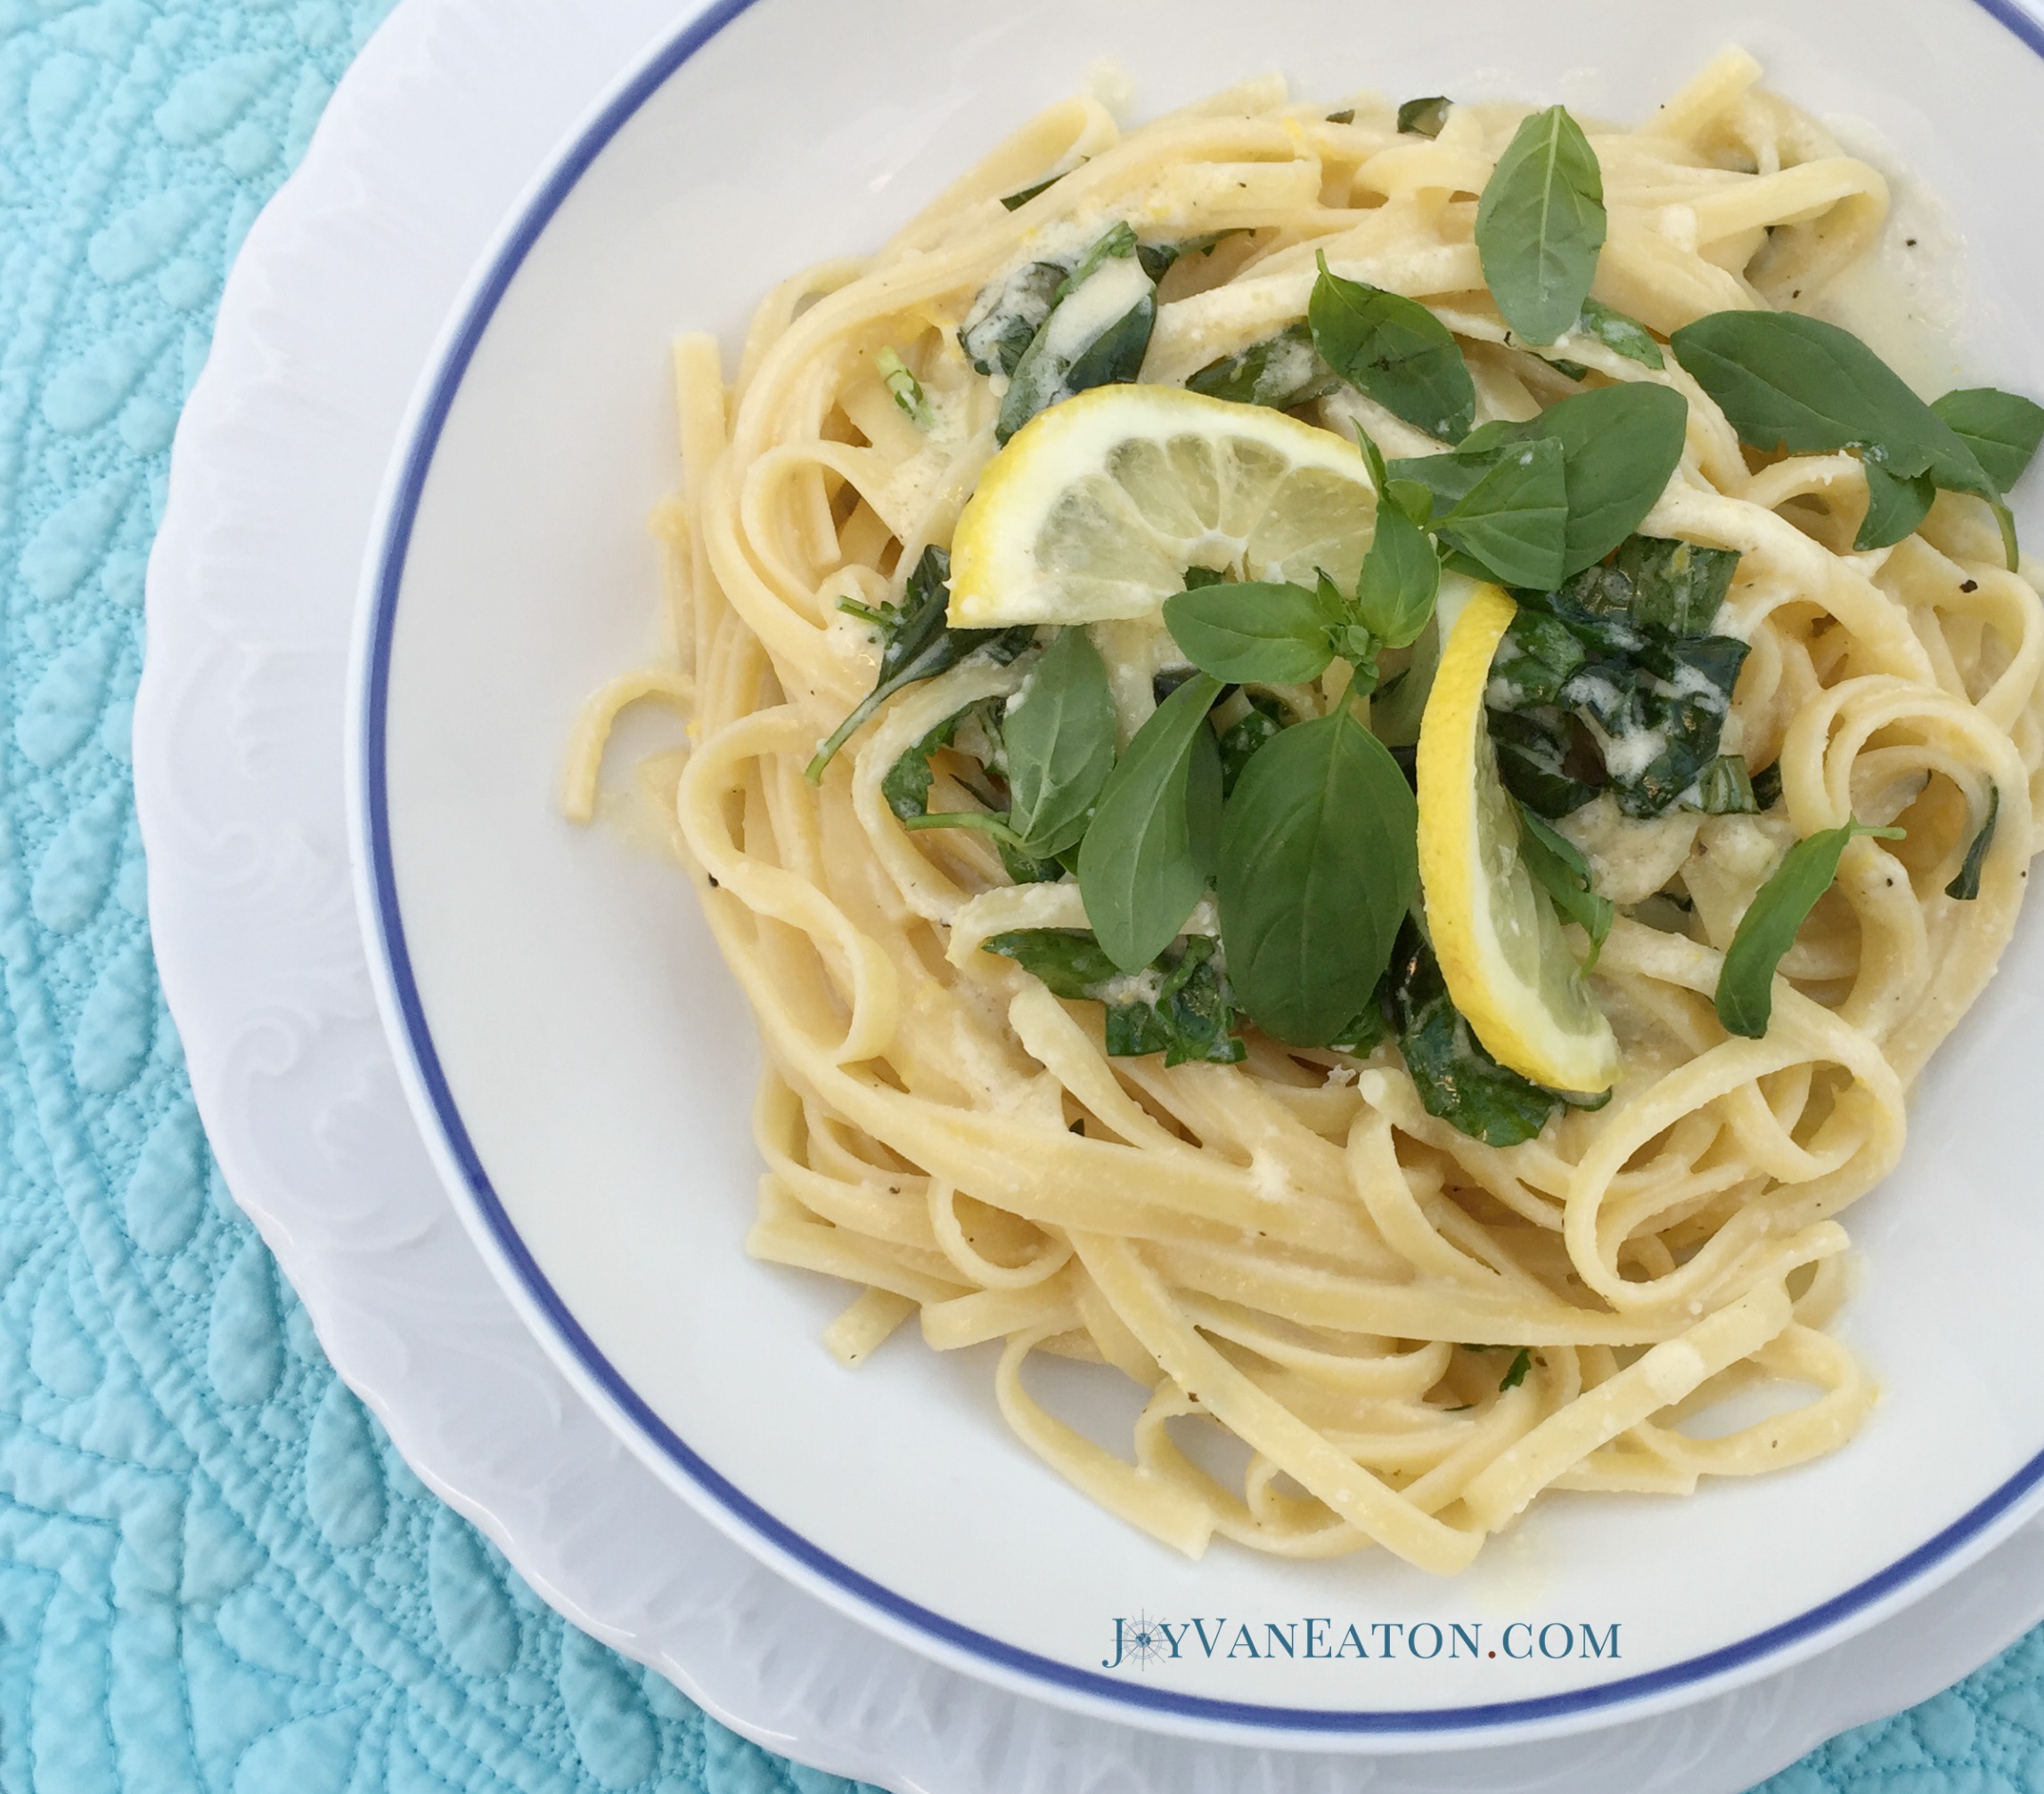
[1931,388,2044,492]
[1499,1348,1533,1391]
[1947,785,1999,901]
[1308,252,1476,442]
[1476,105,1607,347]
[1574,297,1664,370]
[1186,320,1340,411]
[874,348,933,428]
[1714,818,1905,1037]
[1516,805,1611,967]
[984,930,1246,1065]
[1670,311,2021,566]
[810,548,1034,779]
[1076,673,1224,971]
[1215,707,1419,1045]
[1397,95,1451,137]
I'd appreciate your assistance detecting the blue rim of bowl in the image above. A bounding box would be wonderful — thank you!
[363,0,2044,1738]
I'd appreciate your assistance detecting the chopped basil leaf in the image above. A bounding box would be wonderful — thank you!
[1389,923,1563,1145]
[1574,297,1664,370]
[808,548,1034,779]
[1750,760,1784,811]
[960,261,1067,377]
[1186,320,1341,410]
[984,929,1246,1065]
[1485,535,1749,820]
[1946,785,1999,901]
[1714,818,1904,1037]
[1690,754,1758,815]
[1517,804,1612,966]
[1000,170,1070,211]
[874,348,933,428]
[1476,105,1607,347]
[1397,95,1451,137]
[1545,357,1590,382]
[1499,1348,1533,1391]
[1326,107,1356,126]
[998,225,1157,443]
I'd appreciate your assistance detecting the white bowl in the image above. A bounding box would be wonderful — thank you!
[348,0,2044,1748]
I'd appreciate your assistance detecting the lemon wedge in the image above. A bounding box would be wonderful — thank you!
[948,384,1376,628]
[1417,581,1620,1094]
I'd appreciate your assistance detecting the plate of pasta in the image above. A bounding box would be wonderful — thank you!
[353,0,2044,1746]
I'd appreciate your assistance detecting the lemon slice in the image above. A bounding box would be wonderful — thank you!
[1417,582,1620,1094]
[948,384,1376,628]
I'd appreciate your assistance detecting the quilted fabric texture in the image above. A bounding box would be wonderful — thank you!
[0,0,2025,1790]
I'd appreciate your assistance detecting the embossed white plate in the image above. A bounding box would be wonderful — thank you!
[139,0,2044,1783]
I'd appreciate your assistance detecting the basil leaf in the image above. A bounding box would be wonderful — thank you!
[961,261,1067,377]
[1714,818,1904,1037]
[1354,490,1440,649]
[1544,358,1590,383]
[1499,1348,1533,1391]
[1163,580,1339,684]
[1390,925,1561,1144]
[999,840,1067,884]
[1217,708,1419,1045]
[808,548,1034,778]
[1000,168,1074,211]
[1750,761,1784,811]
[1857,459,1938,551]
[984,930,1246,1065]
[1611,533,1740,636]
[1078,673,1224,971]
[999,227,1157,443]
[1575,297,1664,370]
[1397,95,1451,136]
[1527,383,1690,574]
[1476,105,1607,347]
[1517,805,1612,966]
[1217,692,1286,796]
[1671,311,2015,565]
[1947,785,1999,901]
[1490,608,1587,707]
[1932,387,2044,492]
[1004,628,1119,857]
[883,712,961,821]
[1435,434,1569,588]
[1691,754,1758,815]
[1186,320,1340,410]
[984,928,1118,995]
[1309,254,1476,442]
[1488,708,1598,818]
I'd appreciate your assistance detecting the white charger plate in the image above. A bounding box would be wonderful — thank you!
[135,0,2044,1783]
[349,0,2044,1748]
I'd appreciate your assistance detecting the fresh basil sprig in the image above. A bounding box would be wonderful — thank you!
[1216,707,1418,1045]
[1077,673,1224,971]
[1353,426,1442,648]
[1714,818,1905,1037]
[1931,388,2044,493]
[1386,383,1687,588]
[1670,311,2022,566]
[1309,253,1476,442]
[983,929,1246,1065]
[1476,105,1607,348]
[1947,786,2000,902]
[810,548,1034,779]
[1516,805,1612,966]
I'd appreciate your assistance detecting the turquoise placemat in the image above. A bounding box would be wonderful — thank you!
[0,1,2029,1788]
